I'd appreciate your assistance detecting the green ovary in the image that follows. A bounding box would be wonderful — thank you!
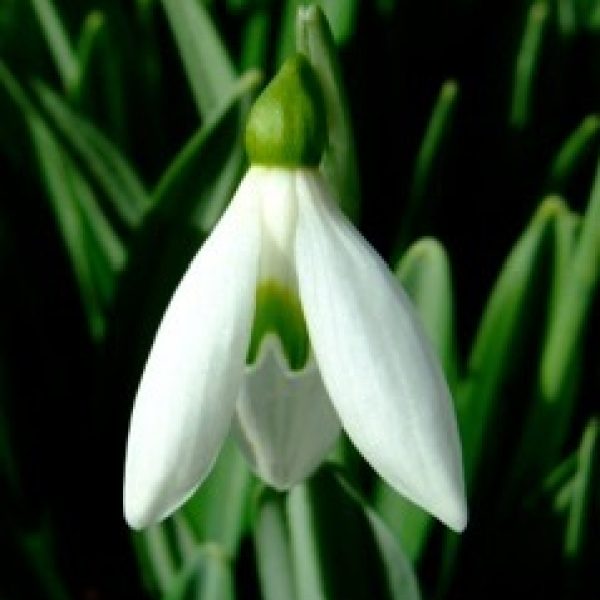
[247,281,310,371]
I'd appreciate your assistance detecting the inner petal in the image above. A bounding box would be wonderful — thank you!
[234,334,341,490]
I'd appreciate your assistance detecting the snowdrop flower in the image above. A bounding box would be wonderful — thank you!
[124,55,467,532]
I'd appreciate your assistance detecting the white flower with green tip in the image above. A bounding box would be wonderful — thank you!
[123,55,467,532]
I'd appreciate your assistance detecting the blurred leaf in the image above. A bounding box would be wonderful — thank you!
[458,196,566,488]
[71,11,128,147]
[279,0,358,65]
[163,543,234,600]
[510,1,549,129]
[563,418,599,559]
[395,237,459,385]
[548,115,600,191]
[241,9,270,71]
[254,489,297,600]
[151,70,261,232]
[139,523,179,596]
[393,81,459,257]
[181,437,253,556]
[20,521,71,600]
[287,467,420,600]
[34,81,149,230]
[296,4,361,222]
[25,112,106,338]
[30,0,78,91]
[513,161,600,493]
[161,0,236,117]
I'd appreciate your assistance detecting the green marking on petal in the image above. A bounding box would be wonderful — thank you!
[247,280,309,371]
[245,54,326,167]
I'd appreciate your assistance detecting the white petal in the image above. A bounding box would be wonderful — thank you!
[124,170,262,529]
[294,171,467,531]
[233,335,341,489]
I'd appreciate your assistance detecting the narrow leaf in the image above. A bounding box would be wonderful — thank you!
[30,0,78,91]
[161,0,236,117]
[393,80,459,256]
[548,115,600,191]
[296,4,360,222]
[34,82,149,229]
[254,489,297,600]
[510,1,549,128]
[458,196,565,487]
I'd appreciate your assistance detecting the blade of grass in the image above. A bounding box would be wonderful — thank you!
[510,1,549,129]
[511,160,600,497]
[161,0,236,117]
[34,81,149,229]
[458,196,566,488]
[393,81,459,257]
[287,467,420,600]
[548,115,600,191]
[30,0,78,91]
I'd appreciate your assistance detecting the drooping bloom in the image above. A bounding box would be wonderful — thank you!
[124,55,467,532]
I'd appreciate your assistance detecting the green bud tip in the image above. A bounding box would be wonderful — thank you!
[245,54,326,167]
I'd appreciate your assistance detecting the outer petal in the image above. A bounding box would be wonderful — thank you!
[124,170,261,529]
[294,171,467,531]
[233,335,341,489]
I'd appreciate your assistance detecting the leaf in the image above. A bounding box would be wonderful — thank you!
[163,544,234,600]
[296,4,361,222]
[548,115,600,191]
[33,81,149,229]
[151,70,261,230]
[395,237,459,386]
[30,0,78,91]
[253,489,297,600]
[458,196,565,488]
[181,437,253,557]
[0,62,123,339]
[286,466,421,600]
[278,0,358,65]
[393,80,459,257]
[161,0,236,117]
[510,1,549,129]
[563,419,599,559]
[512,159,600,494]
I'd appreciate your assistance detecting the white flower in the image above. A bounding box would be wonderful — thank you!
[123,165,467,532]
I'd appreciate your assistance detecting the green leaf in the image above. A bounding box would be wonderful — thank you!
[0,62,123,339]
[548,115,600,191]
[296,4,361,222]
[30,0,78,91]
[163,544,234,600]
[181,437,253,556]
[395,237,459,386]
[393,80,459,257]
[151,70,261,232]
[71,11,128,148]
[510,1,549,129]
[542,159,600,402]
[161,0,236,117]
[254,489,297,600]
[241,9,270,71]
[287,467,421,600]
[512,160,600,493]
[458,196,565,488]
[33,81,149,229]
[279,0,358,65]
[563,419,599,559]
